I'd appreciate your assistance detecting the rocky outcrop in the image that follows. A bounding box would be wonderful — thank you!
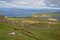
[0,15,8,22]
[0,15,13,25]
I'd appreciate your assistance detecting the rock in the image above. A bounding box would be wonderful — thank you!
[8,32,15,35]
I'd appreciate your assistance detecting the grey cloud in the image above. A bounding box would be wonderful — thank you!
[0,0,60,8]
[44,0,60,7]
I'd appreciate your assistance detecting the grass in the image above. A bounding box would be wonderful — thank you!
[0,22,60,40]
[0,16,60,40]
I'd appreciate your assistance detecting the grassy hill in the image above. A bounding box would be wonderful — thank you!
[0,13,60,40]
[0,21,60,40]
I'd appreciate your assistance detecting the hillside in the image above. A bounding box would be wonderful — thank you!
[0,21,60,40]
[30,13,60,21]
[0,14,60,40]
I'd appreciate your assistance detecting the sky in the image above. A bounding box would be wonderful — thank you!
[0,0,60,9]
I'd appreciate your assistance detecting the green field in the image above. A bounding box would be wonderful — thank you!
[0,14,60,40]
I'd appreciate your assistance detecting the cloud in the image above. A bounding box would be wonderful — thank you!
[30,0,47,7]
[50,4,58,7]
[0,0,60,9]
[7,0,47,8]
[0,1,16,8]
[44,0,60,7]
[14,1,28,5]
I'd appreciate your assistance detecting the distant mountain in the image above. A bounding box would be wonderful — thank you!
[0,8,60,17]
